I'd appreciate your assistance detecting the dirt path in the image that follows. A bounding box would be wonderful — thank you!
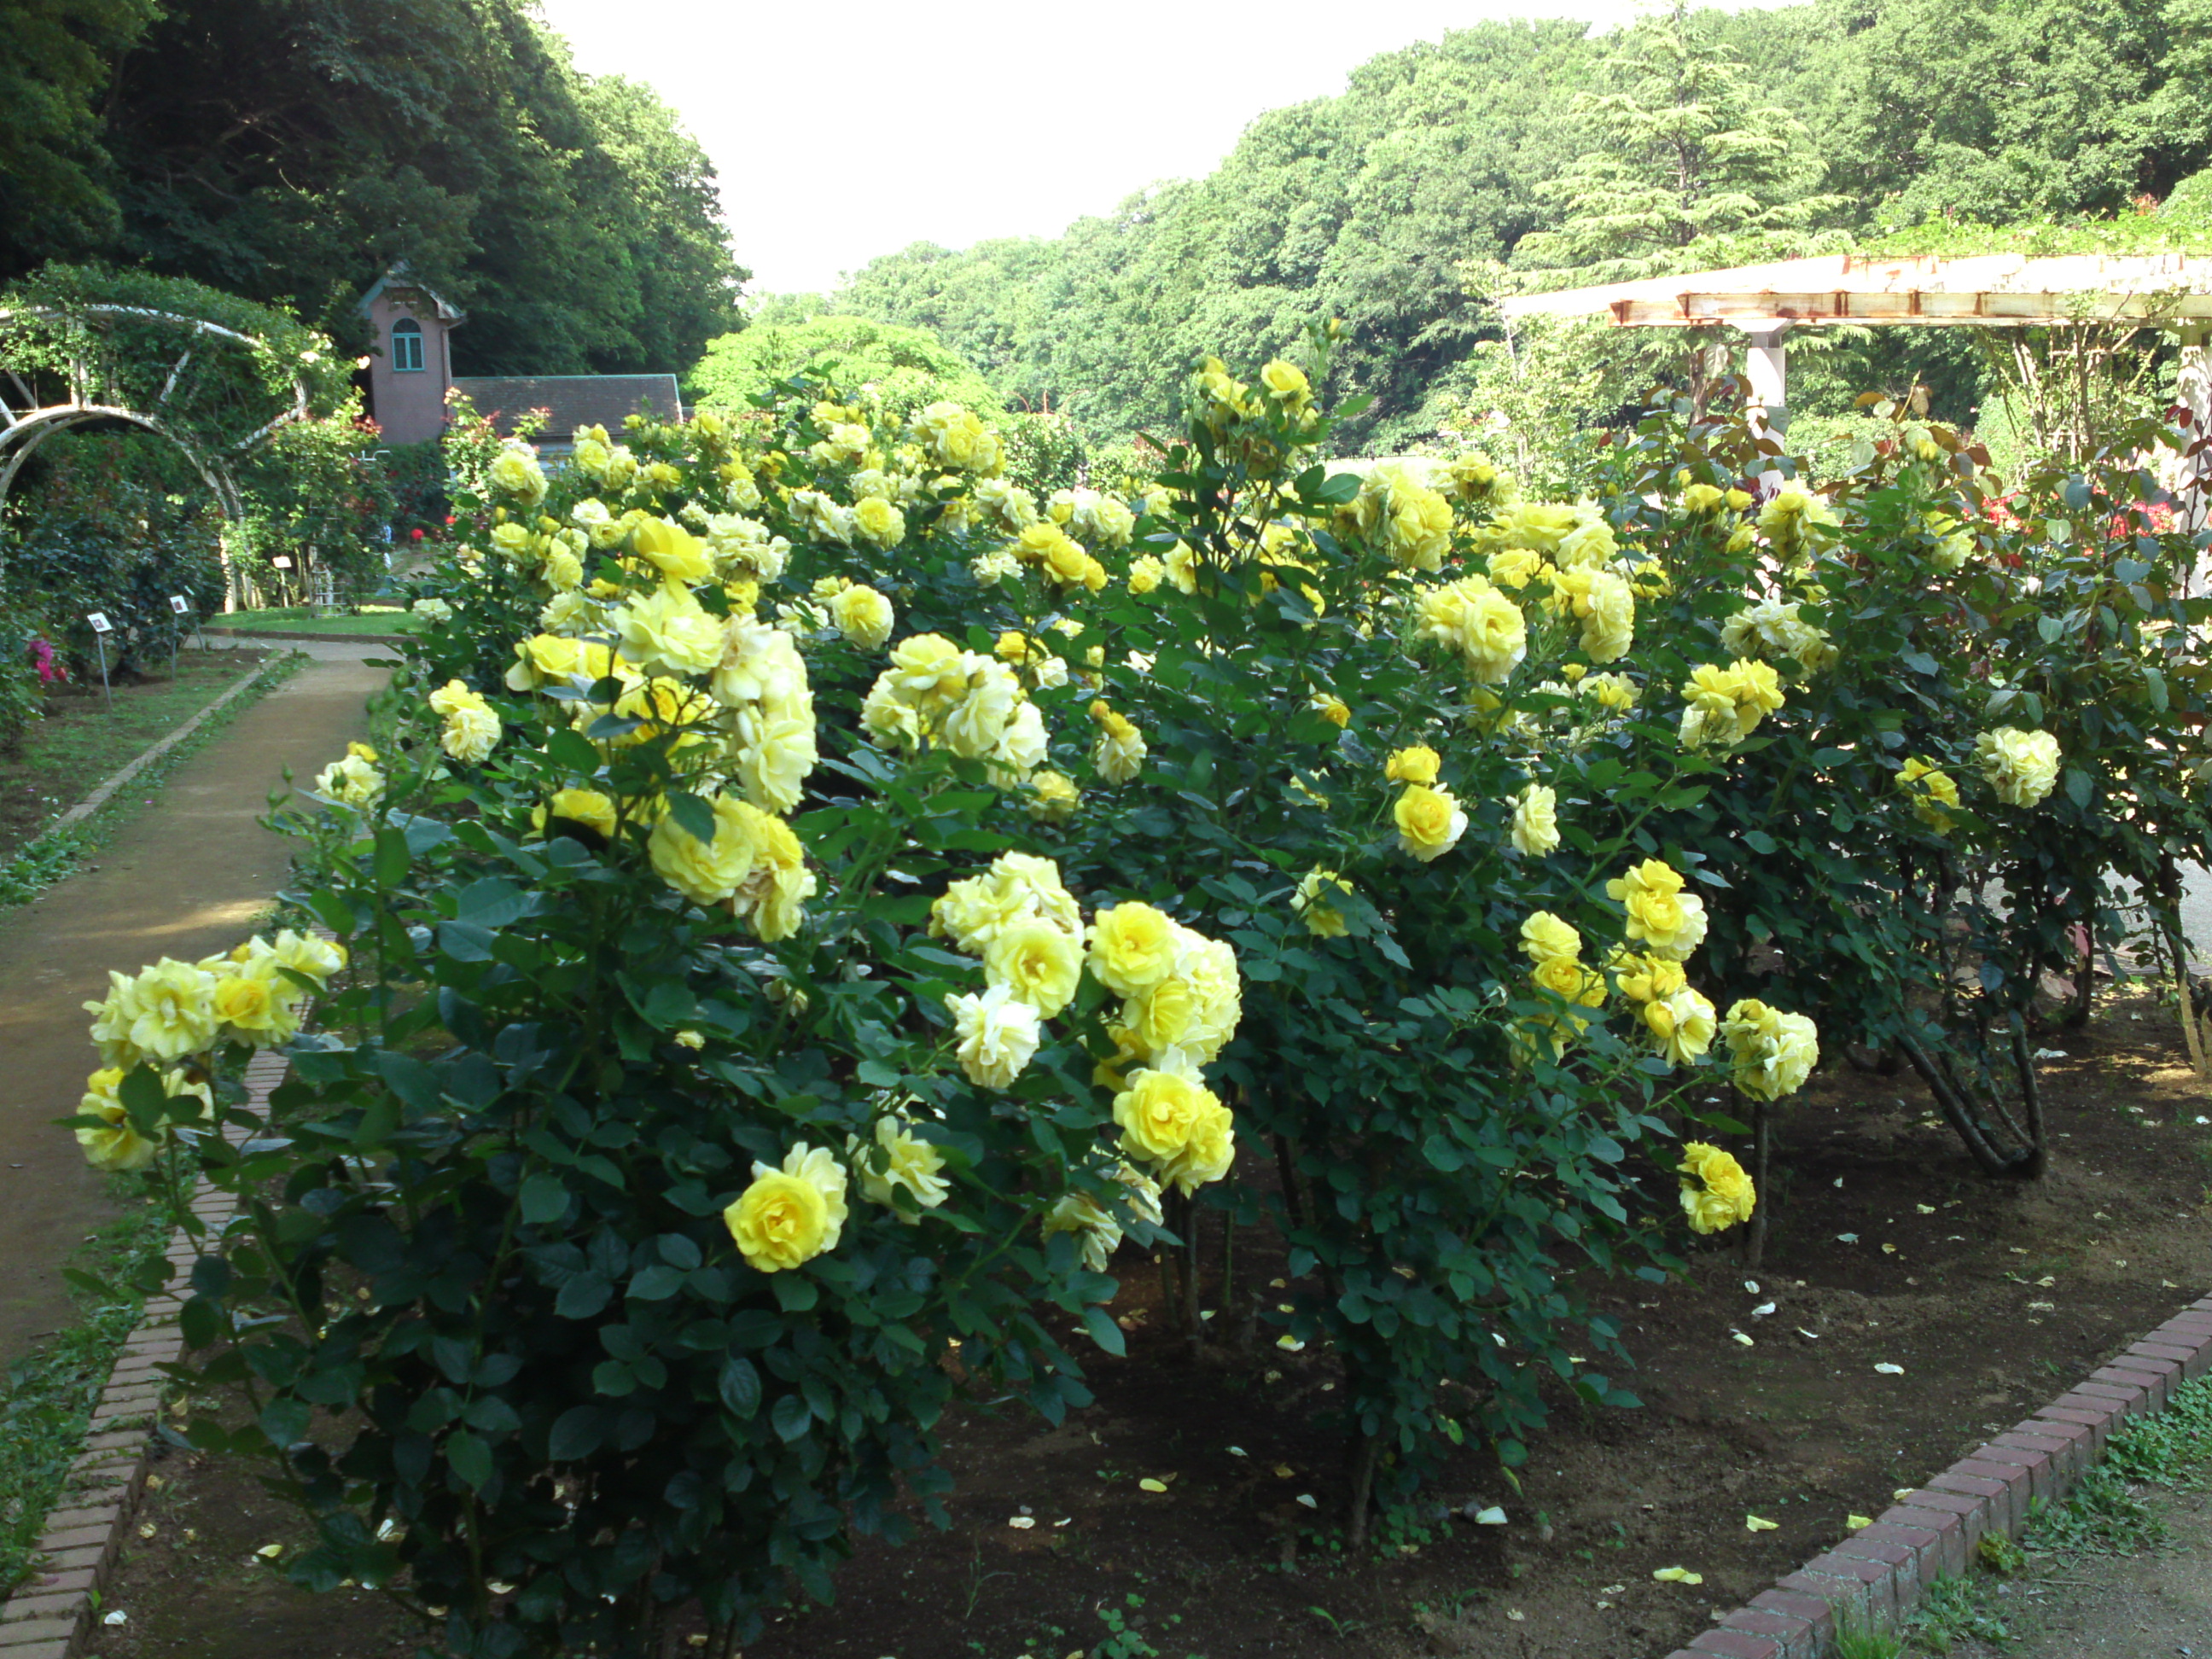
[0,643,388,1367]
[1980,1489,2212,1656]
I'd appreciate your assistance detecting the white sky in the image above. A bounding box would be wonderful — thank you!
[535,0,1722,297]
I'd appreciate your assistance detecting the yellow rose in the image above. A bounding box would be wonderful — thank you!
[1975,727,2061,807]
[536,788,619,839]
[850,495,908,549]
[983,922,1084,1019]
[852,1116,950,1215]
[1385,745,1441,786]
[1294,869,1353,938]
[1087,903,1180,996]
[1258,358,1312,407]
[631,517,712,584]
[1112,1067,1215,1163]
[1677,1140,1755,1233]
[1394,784,1467,863]
[1025,770,1081,823]
[1519,911,1581,964]
[487,446,547,505]
[441,701,502,765]
[1605,859,1708,962]
[1897,757,1960,830]
[1508,783,1560,858]
[827,584,895,650]
[74,1069,158,1172]
[946,985,1043,1090]
[1643,987,1716,1066]
[1160,1091,1237,1194]
[648,795,761,907]
[725,1172,830,1272]
[1531,953,1605,1008]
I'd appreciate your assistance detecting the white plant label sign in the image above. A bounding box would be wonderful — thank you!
[86,612,113,633]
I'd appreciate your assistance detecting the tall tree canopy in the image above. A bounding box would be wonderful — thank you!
[0,0,746,377]
[822,0,2212,451]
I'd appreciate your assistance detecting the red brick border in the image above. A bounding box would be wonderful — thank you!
[1660,1289,2212,1659]
[0,1049,285,1659]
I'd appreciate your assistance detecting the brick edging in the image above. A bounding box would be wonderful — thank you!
[0,1049,287,1658]
[1659,1294,2212,1658]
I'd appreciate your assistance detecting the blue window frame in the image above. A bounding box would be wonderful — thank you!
[392,318,425,373]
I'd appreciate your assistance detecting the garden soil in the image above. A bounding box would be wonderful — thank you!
[0,642,388,1370]
[83,982,2212,1659]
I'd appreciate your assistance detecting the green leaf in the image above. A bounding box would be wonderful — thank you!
[718,1357,761,1417]
[372,827,410,888]
[1081,1305,1126,1358]
[548,1406,602,1460]
[770,1391,812,1443]
[519,1174,569,1225]
[446,1430,493,1491]
[666,791,718,844]
[556,1272,614,1319]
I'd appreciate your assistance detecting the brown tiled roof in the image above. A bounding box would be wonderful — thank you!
[451,374,682,440]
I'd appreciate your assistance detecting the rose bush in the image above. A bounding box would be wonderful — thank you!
[70,340,2211,1652]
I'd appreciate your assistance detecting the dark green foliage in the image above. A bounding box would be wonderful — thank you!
[0,0,745,377]
[0,0,160,268]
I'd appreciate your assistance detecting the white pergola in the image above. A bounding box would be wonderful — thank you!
[1498,253,2212,492]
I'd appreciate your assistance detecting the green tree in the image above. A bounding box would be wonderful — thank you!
[1512,4,1843,282]
[0,0,160,275]
[688,314,1003,422]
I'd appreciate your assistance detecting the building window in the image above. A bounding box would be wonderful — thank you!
[392,318,425,373]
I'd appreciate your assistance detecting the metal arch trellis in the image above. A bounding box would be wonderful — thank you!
[0,304,317,522]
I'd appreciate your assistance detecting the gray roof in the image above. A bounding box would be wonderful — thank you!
[451,374,683,440]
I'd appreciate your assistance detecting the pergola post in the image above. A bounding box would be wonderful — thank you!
[2177,323,2211,538]
[1744,326,1788,437]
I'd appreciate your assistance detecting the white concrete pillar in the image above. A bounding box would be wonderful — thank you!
[2177,323,2211,539]
[1745,328,1787,437]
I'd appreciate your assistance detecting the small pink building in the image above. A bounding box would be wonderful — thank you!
[356,265,466,446]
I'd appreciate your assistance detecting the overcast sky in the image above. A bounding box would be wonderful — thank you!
[535,0,1759,298]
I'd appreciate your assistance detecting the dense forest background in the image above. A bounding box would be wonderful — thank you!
[800,0,2212,451]
[0,0,746,375]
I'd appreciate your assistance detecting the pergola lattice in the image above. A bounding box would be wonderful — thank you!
[0,304,317,520]
[1499,253,2212,518]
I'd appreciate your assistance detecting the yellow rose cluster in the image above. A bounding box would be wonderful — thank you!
[1897,756,1960,830]
[77,933,346,1172]
[1720,598,1836,673]
[1974,726,2061,807]
[428,679,503,765]
[645,795,816,940]
[314,741,384,809]
[1414,573,1527,684]
[1720,998,1821,1102]
[1677,1141,1756,1234]
[861,632,1050,787]
[1678,659,1785,750]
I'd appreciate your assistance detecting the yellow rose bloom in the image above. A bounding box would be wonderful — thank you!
[1293,868,1353,938]
[1393,784,1467,863]
[1508,783,1560,858]
[1087,903,1180,996]
[630,517,712,584]
[1531,953,1605,1008]
[1605,859,1708,963]
[852,1116,950,1215]
[1385,745,1441,785]
[647,795,761,907]
[1112,1067,1215,1163]
[535,788,619,838]
[75,1068,158,1172]
[1974,727,2061,807]
[1519,911,1581,964]
[1897,757,1960,830]
[1024,769,1081,823]
[1643,987,1717,1067]
[827,583,895,650]
[1720,998,1820,1101]
[983,922,1084,1019]
[725,1172,830,1272]
[850,495,908,549]
[945,985,1043,1090]
[1258,358,1312,407]
[1677,1140,1755,1233]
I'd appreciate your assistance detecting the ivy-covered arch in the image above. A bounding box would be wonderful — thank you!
[0,266,355,522]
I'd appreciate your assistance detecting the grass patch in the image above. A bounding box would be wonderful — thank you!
[1904,1573,2012,1653]
[0,1177,175,1593]
[0,650,305,911]
[212,608,416,637]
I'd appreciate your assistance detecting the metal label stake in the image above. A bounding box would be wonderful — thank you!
[86,610,114,711]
